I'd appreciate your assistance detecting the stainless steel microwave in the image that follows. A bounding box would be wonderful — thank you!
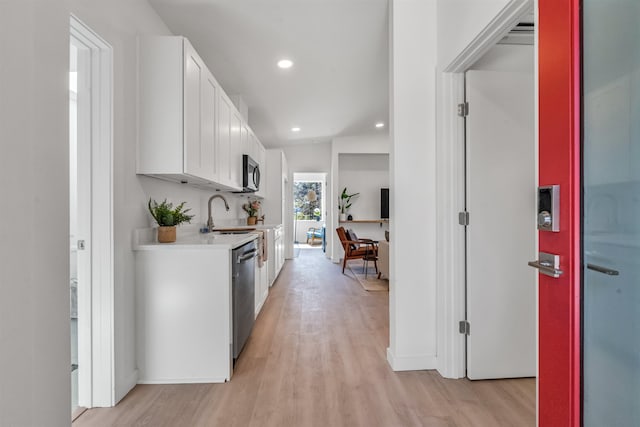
[242,155,260,192]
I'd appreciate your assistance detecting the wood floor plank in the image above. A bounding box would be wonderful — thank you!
[74,248,535,427]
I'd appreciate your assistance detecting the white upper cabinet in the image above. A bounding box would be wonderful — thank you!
[201,71,219,181]
[217,92,232,187]
[230,110,243,189]
[240,124,249,159]
[256,143,267,198]
[184,42,217,182]
[138,36,220,185]
[138,36,263,193]
[248,129,258,161]
[218,90,246,190]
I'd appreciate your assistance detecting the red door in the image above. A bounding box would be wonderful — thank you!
[538,0,581,425]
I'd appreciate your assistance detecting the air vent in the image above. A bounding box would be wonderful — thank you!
[511,22,534,33]
[499,20,534,45]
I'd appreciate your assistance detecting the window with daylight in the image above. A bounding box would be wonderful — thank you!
[293,181,323,220]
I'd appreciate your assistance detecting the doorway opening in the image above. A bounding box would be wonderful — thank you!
[69,15,114,416]
[293,173,327,256]
[462,30,537,379]
[434,1,536,381]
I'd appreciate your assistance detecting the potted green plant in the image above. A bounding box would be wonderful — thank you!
[148,198,194,243]
[338,187,359,222]
[242,199,261,225]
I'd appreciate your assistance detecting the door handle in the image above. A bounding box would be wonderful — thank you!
[528,252,563,278]
[528,260,564,278]
[586,263,619,276]
[238,249,258,263]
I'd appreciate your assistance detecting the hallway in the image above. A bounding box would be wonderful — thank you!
[74,249,535,427]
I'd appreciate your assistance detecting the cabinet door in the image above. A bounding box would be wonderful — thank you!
[200,70,217,182]
[274,235,284,275]
[261,265,268,304]
[256,143,267,197]
[254,264,267,317]
[240,124,249,157]
[183,41,203,178]
[217,94,232,185]
[184,40,216,181]
[230,111,242,188]
[248,130,258,160]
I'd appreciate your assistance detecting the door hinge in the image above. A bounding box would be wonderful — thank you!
[457,102,469,117]
[459,320,470,335]
[458,211,469,226]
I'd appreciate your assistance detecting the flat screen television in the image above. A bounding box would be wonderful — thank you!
[381,188,389,219]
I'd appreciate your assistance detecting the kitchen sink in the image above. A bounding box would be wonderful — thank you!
[210,228,257,235]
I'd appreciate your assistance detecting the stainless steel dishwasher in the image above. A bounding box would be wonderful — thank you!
[232,239,258,361]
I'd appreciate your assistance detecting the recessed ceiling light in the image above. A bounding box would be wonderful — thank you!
[277,59,293,69]
[291,127,301,132]
[375,122,385,128]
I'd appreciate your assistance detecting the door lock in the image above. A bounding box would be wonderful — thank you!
[537,211,552,228]
[537,185,560,232]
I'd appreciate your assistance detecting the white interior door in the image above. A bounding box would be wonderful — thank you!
[70,15,114,408]
[70,36,93,413]
[465,69,536,379]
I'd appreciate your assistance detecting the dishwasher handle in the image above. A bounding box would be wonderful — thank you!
[237,249,258,263]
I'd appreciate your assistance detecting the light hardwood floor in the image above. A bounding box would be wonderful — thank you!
[74,248,535,427]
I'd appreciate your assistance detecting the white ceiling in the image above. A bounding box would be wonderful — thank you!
[148,0,389,147]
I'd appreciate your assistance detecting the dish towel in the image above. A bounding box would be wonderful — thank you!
[256,230,268,267]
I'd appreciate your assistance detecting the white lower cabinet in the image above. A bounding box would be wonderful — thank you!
[274,225,285,278]
[255,261,268,317]
[135,248,233,383]
[267,225,285,287]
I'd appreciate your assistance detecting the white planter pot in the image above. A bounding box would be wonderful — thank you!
[339,213,346,222]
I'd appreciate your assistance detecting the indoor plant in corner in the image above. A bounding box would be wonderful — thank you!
[148,198,194,243]
[338,187,359,222]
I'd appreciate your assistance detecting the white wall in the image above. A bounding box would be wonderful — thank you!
[140,177,254,229]
[469,44,534,72]
[338,153,389,221]
[437,0,513,69]
[388,0,438,371]
[281,142,332,173]
[0,1,71,425]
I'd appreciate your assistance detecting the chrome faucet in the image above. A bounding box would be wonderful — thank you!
[207,194,230,232]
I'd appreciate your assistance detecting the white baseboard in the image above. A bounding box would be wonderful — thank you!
[115,369,139,405]
[255,301,265,317]
[387,347,438,371]
[137,377,228,384]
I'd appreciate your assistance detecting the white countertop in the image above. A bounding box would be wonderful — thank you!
[133,227,259,251]
[212,223,282,230]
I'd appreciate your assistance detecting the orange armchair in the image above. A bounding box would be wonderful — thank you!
[335,227,378,274]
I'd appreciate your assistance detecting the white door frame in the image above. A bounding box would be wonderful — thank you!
[70,15,115,407]
[292,172,327,245]
[435,0,534,379]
